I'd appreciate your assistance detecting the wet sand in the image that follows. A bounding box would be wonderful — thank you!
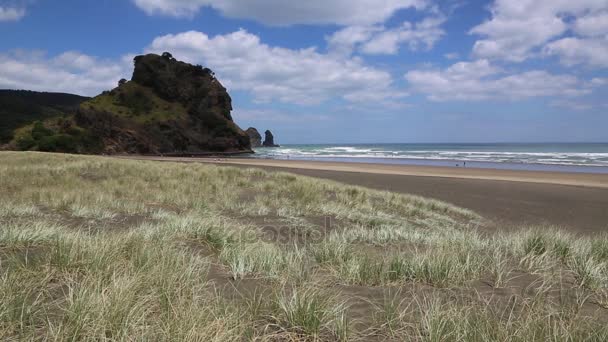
[120,156,608,234]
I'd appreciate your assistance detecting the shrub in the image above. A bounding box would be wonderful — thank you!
[38,134,78,153]
[12,119,101,154]
[30,121,54,140]
[15,135,36,150]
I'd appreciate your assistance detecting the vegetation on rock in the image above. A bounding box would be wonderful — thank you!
[1,53,252,155]
[0,90,88,143]
[12,119,102,153]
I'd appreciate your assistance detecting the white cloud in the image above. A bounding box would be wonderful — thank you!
[0,50,130,96]
[132,0,427,26]
[573,11,608,37]
[147,29,404,105]
[53,51,99,71]
[326,15,445,56]
[235,109,330,123]
[405,59,595,101]
[470,0,608,63]
[0,6,25,21]
[362,16,445,54]
[544,37,608,68]
[326,26,383,56]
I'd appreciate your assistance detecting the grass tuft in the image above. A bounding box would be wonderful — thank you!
[0,152,606,340]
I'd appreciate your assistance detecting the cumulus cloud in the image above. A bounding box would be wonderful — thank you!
[132,0,427,26]
[0,50,130,96]
[405,59,596,101]
[363,16,445,54]
[0,6,25,21]
[147,29,404,105]
[470,0,608,64]
[326,15,445,56]
[326,26,383,56]
[573,11,608,37]
[540,10,608,67]
[544,37,608,68]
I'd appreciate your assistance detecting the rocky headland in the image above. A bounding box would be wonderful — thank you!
[1,53,252,155]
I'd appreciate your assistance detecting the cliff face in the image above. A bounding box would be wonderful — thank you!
[77,53,251,154]
[246,127,262,147]
[6,53,252,155]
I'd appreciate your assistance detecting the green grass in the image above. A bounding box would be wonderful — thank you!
[0,151,606,340]
[272,287,347,339]
[81,81,188,123]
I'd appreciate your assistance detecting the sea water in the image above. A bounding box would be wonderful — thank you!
[249,143,608,173]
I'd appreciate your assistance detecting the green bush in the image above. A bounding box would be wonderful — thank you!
[31,121,54,140]
[38,134,78,153]
[117,89,153,115]
[14,120,101,154]
[16,136,36,150]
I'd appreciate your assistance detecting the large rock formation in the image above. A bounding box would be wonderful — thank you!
[246,127,262,148]
[5,52,252,155]
[262,130,280,147]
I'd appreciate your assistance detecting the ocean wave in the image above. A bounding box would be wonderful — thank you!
[253,146,608,167]
[317,146,376,153]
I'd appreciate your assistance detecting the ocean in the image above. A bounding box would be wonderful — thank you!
[249,143,608,173]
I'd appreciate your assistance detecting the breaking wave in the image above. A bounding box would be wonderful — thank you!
[252,144,608,168]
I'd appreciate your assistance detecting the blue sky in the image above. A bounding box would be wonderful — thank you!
[1,0,607,143]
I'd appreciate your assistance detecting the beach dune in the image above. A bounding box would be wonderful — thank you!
[121,156,608,234]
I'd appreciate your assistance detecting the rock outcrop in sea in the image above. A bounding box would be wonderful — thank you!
[263,129,280,147]
[3,52,252,155]
[246,127,262,147]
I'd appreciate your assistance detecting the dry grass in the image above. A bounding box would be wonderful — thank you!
[0,151,607,341]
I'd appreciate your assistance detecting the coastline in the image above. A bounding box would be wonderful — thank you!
[246,155,608,174]
[120,156,608,189]
[117,155,608,233]
[250,143,608,173]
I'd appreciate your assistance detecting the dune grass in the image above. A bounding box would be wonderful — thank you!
[0,151,607,340]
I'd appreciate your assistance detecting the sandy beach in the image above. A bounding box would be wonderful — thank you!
[121,156,608,234]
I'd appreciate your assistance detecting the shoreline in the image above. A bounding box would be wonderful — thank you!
[118,155,608,233]
[243,155,608,174]
[119,156,608,189]
[250,143,608,174]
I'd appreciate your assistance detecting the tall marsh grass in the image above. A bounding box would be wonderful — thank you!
[0,152,606,340]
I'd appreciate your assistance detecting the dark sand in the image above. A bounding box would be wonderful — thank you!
[251,166,608,234]
[120,156,608,234]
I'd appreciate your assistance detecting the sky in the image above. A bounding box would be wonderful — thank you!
[0,0,607,144]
